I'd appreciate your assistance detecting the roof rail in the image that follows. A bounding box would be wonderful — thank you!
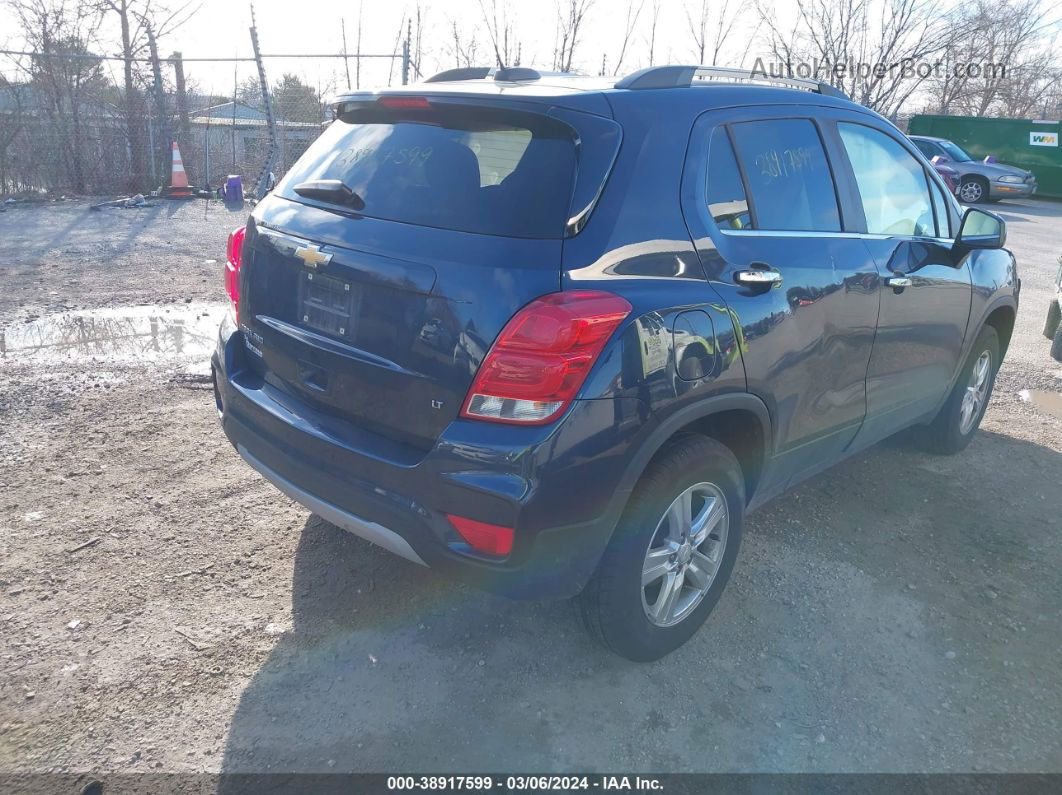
[424,67,492,83]
[615,65,849,100]
[424,66,543,84]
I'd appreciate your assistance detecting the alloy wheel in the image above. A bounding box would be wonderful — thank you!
[959,180,983,203]
[641,482,729,627]
[959,350,992,435]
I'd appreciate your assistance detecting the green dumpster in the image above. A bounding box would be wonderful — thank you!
[908,114,1062,198]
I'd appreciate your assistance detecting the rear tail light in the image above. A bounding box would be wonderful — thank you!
[225,225,246,322]
[447,514,514,557]
[460,291,632,425]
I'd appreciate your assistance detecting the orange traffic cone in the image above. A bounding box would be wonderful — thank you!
[165,141,192,198]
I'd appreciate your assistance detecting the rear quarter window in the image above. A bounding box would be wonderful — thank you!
[706,127,751,230]
[277,105,577,239]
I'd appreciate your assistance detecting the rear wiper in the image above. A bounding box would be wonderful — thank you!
[293,179,365,210]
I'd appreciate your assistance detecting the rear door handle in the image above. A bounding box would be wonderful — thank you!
[734,269,783,287]
[885,276,913,289]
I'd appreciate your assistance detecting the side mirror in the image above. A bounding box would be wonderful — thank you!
[931,154,949,164]
[957,207,1006,249]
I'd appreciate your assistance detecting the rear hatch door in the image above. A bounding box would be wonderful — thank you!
[240,96,595,450]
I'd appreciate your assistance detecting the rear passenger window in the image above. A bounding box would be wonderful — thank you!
[730,119,841,232]
[706,128,751,230]
[838,123,935,237]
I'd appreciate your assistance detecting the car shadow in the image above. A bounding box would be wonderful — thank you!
[218,512,608,779]
[218,429,1062,776]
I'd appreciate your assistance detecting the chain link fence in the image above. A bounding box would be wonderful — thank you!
[0,49,408,197]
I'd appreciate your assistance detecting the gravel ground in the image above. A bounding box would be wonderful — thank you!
[0,196,1060,776]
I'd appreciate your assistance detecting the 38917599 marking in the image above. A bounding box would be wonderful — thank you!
[387,776,495,790]
[385,775,597,791]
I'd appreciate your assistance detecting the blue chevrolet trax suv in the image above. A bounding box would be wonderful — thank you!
[212,65,1019,661]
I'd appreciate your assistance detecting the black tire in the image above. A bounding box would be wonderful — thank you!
[919,326,999,455]
[1044,299,1061,340]
[958,176,989,204]
[1052,326,1062,363]
[577,435,744,662]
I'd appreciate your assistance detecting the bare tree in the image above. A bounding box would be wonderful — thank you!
[235,74,264,107]
[645,0,661,67]
[95,0,198,189]
[356,0,363,88]
[479,0,522,68]
[995,51,1061,118]
[553,0,594,73]
[928,0,1057,117]
[408,2,431,80]
[685,0,742,65]
[5,0,107,192]
[387,15,407,84]
[340,17,352,90]
[756,0,970,118]
[447,19,482,68]
[97,0,143,187]
[754,0,799,70]
[685,0,709,63]
[0,73,28,192]
[612,0,645,75]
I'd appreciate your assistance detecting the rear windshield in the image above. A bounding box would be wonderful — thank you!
[276,103,577,239]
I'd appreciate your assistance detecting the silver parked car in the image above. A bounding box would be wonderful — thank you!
[910,135,1037,203]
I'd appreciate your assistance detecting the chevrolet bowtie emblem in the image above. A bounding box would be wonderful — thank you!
[294,244,332,269]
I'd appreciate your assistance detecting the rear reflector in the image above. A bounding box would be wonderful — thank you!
[447,515,514,557]
[377,95,431,109]
[460,291,632,425]
[225,225,246,322]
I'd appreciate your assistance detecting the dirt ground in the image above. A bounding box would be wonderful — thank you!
[0,196,1060,777]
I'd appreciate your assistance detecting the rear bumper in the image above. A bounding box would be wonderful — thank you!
[211,321,645,599]
[990,181,1037,199]
[237,444,427,565]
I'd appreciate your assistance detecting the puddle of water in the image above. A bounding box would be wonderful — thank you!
[0,303,226,372]
[1019,389,1062,422]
